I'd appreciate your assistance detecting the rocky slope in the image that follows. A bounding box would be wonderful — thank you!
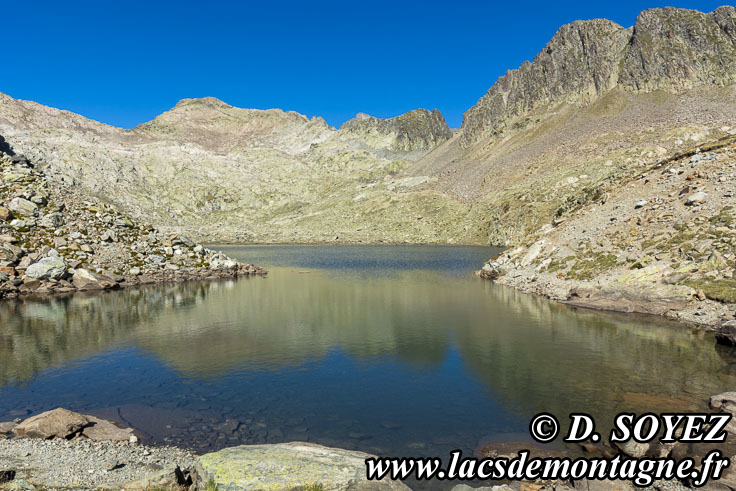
[479,136,736,328]
[0,151,265,300]
[0,94,463,244]
[411,5,736,245]
[0,6,734,247]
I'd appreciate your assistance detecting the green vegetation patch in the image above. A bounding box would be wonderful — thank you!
[545,255,575,273]
[709,206,734,227]
[566,252,619,281]
[682,278,736,303]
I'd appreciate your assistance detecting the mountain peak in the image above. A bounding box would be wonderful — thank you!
[172,96,232,110]
[339,108,452,152]
[459,5,736,148]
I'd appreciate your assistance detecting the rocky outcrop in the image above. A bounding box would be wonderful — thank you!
[7,408,137,442]
[620,7,736,92]
[339,109,452,152]
[0,152,266,300]
[460,6,736,148]
[196,442,410,490]
[460,19,630,147]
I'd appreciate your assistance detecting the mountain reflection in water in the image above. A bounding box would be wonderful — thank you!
[1,245,735,461]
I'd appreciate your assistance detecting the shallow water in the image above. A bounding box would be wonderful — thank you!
[2,245,735,464]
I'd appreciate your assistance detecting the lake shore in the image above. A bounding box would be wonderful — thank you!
[477,140,736,333]
[478,265,732,331]
[4,397,736,491]
[0,153,267,302]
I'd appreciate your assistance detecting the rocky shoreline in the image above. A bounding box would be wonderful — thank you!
[0,152,266,301]
[477,138,736,333]
[4,394,736,490]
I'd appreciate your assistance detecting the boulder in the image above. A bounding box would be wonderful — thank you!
[13,408,89,439]
[710,392,736,434]
[478,261,505,280]
[72,269,117,290]
[25,256,66,280]
[7,197,37,216]
[196,442,410,490]
[716,321,736,346]
[0,206,13,222]
[210,258,237,270]
[30,195,47,206]
[614,439,649,458]
[80,415,135,441]
[564,282,693,316]
[125,466,192,489]
[39,212,63,228]
[11,155,32,167]
[0,422,17,435]
[0,243,24,263]
[685,191,707,206]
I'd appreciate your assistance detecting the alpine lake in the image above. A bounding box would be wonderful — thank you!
[2,245,735,465]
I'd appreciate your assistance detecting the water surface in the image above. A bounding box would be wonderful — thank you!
[1,245,735,465]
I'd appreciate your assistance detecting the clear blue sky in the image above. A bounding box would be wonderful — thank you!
[1,1,728,129]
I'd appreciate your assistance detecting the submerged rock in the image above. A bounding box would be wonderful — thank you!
[80,415,135,441]
[0,422,17,435]
[196,442,410,490]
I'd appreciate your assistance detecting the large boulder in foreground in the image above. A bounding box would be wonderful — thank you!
[13,408,88,439]
[196,442,410,490]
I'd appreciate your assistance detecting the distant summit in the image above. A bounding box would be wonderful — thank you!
[339,109,452,152]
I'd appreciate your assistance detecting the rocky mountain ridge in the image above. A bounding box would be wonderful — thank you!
[460,6,736,148]
[411,5,736,246]
[0,92,464,244]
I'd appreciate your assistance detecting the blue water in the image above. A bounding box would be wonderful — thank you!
[1,245,735,470]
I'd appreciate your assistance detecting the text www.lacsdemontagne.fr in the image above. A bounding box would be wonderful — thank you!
[365,450,729,487]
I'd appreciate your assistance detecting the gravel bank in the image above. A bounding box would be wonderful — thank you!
[0,437,196,489]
